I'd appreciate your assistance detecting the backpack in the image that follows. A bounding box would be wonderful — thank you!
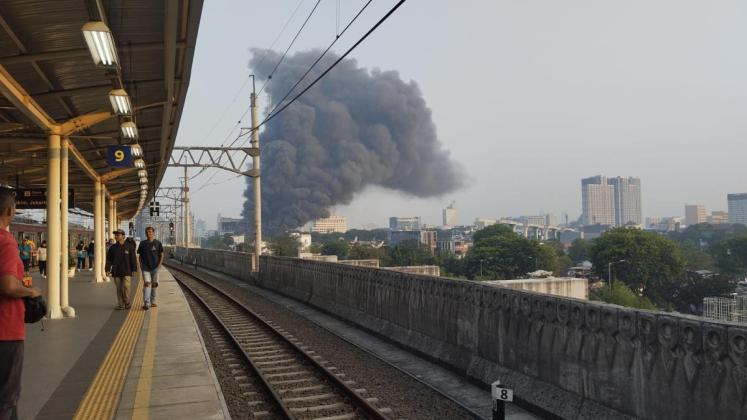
[24,296,47,323]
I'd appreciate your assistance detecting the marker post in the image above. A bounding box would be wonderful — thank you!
[491,380,514,420]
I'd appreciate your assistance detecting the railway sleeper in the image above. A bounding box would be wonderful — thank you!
[260,364,304,373]
[263,370,309,379]
[277,384,326,395]
[289,402,348,414]
[270,377,316,386]
[310,413,357,420]
[255,358,296,366]
[283,393,337,403]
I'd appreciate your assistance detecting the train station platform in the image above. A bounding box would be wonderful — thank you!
[19,268,229,420]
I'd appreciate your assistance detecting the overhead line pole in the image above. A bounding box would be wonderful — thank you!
[250,76,261,272]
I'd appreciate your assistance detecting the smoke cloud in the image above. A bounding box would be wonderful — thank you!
[243,49,463,234]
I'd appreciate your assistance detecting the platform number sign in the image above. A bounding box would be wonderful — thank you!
[107,145,132,168]
[491,381,513,402]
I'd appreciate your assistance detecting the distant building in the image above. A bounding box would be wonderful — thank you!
[708,211,729,225]
[388,230,420,246]
[559,230,583,245]
[608,176,642,227]
[389,216,421,231]
[474,218,496,230]
[290,232,312,250]
[442,201,458,227]
[728,194,747,226]
[545,214,558,227]
[685,204,706,226]
[194,218,206,238]
[217,214,243,235]
[420,230,438,254]
[645,217,661,230]
[581,176,616,226]
[523,215,546,226]
[581,175,641,227]
[312,215,347,233]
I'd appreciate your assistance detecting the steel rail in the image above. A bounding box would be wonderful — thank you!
[167,262,391,420]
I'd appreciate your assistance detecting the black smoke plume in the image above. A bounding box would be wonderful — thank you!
[243,49,463,235]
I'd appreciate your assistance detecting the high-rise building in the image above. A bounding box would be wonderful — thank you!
[389,216,421,231]
[474,218,496,230]
[608,176,642,227]
[581,176,615,226]
[581,176,642,227]
[312,215,347,233]
[685,204,706,226]
[708,211,729,225]
[442,201,458,227]
[728,194,747,226]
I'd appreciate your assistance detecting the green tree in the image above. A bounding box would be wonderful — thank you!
[677,242,716,271]
[384,240,433,267]
[203,233,234,250]
[269,234,300,257]
[710,235,747,277]
[589,228,686,307]
[590,281,656,310]
[321,240,350,259]
[347,244,384,260]
[463,226,540,280]
[535,243,560,273]
[661,272,736,314]
[568,238,591,264]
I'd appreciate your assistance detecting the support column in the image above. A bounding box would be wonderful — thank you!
[109,196,115,239]
[183,167,190,247]
[100,186,108,280]
[93,180,104,282]
[46,133,63,319]
[60,138,75,317]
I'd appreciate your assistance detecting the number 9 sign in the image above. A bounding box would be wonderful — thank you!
[107,145,133,167]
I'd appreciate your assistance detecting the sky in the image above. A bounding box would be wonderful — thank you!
[162,0,747,230]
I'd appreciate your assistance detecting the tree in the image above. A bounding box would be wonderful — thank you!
[710,235,747,278]
[589,228,686,307]
[348,244,384,260]
[677,242,716,271]
[590,281,656,310]
[661,272,736,314]
[269,234,300,257]
[321,240,350,260]
[463,226,541,280]
[203,233,234,250]
[384,240,433,267]
[568,238,591,264]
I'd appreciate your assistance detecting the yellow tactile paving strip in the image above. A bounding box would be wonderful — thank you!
[73,275,145,420]
[132,302,158,420]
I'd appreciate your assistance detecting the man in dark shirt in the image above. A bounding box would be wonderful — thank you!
[105,229,137,310]
[136,226,163,310]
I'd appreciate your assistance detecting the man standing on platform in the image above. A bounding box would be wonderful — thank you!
[137,226,163,310]
[0,188,42,419]
[105,229,137,310]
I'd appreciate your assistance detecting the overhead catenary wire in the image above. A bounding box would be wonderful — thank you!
[257,0,323,97]
[237,0,407,141]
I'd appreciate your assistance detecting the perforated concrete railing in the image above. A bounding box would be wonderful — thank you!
[177,249,747,419]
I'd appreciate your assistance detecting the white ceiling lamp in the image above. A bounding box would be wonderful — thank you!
[81,21,119,68]
[130,143,143,157]
[121,121,138,140]
[108,89,131,115]
[134,159,145,169]
[140,184,148,191]
[137,169,147,178]
[139,176,148,184]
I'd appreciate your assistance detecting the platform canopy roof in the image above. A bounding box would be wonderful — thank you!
[0,0,203,218]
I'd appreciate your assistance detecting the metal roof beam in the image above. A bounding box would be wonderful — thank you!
[60,110,115,136]
[0,42,186,66]
[100,167,136,183]
[160,0,178,166]
[32,78,176,101]
[0,65,58,131]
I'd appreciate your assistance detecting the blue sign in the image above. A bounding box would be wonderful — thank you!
[107,145,132,167]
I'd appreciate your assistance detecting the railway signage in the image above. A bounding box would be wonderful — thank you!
[491,380,513,420]
[13,188,75,209]
[106,145,132,167]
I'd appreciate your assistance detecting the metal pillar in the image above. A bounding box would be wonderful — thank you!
[109,196,115,240]
[251,89,261,271]
[183,167,190,247]
[46,133,63,319]
[93,180,104,282]
[60,138,75,317]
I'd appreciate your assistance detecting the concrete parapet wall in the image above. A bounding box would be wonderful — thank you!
[486,277,589,300]
[174,247,255,280]
[177,249,747,419]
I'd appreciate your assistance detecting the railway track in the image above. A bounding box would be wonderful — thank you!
[167,264,394,420]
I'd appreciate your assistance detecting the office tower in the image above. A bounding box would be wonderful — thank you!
[581,176,615,226]
[389,216,421,231]
[442,201,458,227]
[728,194,747,226]
[685,205,706,226]
[608,177,642,226]
[312,215,347,233]
[707,211,729,225]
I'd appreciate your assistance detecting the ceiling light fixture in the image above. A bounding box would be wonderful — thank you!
[81,21,119,68]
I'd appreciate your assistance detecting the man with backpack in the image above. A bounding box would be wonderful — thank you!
[137,227,163,310]
[105,229,137,310]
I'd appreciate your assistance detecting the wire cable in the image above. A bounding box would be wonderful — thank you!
[257,0,323,96]
[238,0,407,140]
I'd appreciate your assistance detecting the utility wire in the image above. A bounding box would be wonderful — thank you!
[257,0,323,96]
[237,0,406,140]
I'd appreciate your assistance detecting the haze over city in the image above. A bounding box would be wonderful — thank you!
[163,0,747,230]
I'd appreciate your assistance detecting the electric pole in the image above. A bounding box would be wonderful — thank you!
[250,76,262,272]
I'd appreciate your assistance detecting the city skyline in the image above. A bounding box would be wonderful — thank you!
[161,1,747,231]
